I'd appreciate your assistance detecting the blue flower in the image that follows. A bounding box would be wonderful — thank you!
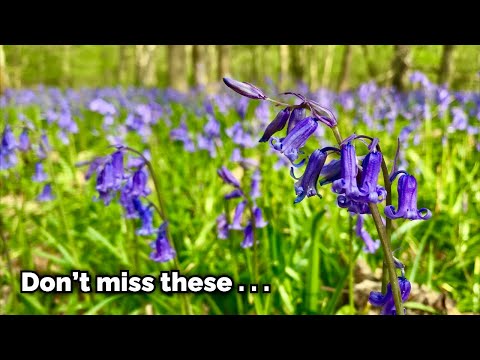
[231,200,247,230]
[292,148,328,204]
[369,277,411,315]
[355,215,380,254]
[357,150,387,203]
[259,108,290,143]
[37,183,55,202]
[332,142,361,199]
[241,222,254,248]
[150,222,176,263]
[217,166,240,188]
[216,214,229,240]
[32,162,48,182]
[385,171,432,220]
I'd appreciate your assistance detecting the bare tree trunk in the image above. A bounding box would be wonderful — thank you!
[193,45,208,87]
[0,45,10,94]
[320,45,335,88]
[250,45,261,82]
[117,45,130,84]
[11,45,23,88]
[279,45,289,89]
[61,45,72,88]
[361,45,378,79]
[307,45,318,89]
[391,45,411,91]
[438,45,456,86]
[217,45,231,79]
[167,45,188,92]
[289,45,305,84]
[135,45,158,87]
[337,45,353,92]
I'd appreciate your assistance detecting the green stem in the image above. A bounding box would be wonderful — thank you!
[124,147,191,315]
[0,218,16,307]
[348,214,354,309]
[379,151,393,293]
[368,203,404,315]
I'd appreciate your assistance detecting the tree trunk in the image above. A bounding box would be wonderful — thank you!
[11,45,23,88]
[391,45,411,91]
[0,45,10,94]
[361,45,378,79]
[193,45,208,87]
[320,45,335,88]
[438,45,456,86]
[61,45,72,88]
[307,45,318,90]
[279,45,290,89]
[117,45,130,84]
[167,45,188,92]
[135,45,158,87]
[289,45,304,84]
[217,45,231,80]
[250,45,261,82]
[337,45,353,92]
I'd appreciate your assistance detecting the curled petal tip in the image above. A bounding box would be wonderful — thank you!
[223,77,267,100]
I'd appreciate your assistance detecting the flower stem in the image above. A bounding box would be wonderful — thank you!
[124,147,191,315]
[348,214,355,309]
[368,203,404,315]
[0,217,16,307]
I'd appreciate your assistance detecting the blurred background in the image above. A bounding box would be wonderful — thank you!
[1,45,479,92]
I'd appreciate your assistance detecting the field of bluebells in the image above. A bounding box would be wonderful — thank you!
[1,71,479,315]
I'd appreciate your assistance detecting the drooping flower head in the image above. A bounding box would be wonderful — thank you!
[150,222,176,263]
[357,146,387,204]
[292,148,329,204]
[369,277,411,315]
[37,183,55,202]
[332,141,361,199]
[355,214,380,254]
[385,171,432,220]
[216,213,229,240]
[32,162,48,182]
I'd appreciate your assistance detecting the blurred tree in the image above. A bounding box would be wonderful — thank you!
[307,45,318,89]
[337,45,353,91]
[361,45,379,79]
[289,45,305,84]
[279,45,289,89]
[0,45,9,94]
[135,45,158,87]
[10,45,23,88]
[321,45,335,88]
[391,45,411,91]
[438,45,456,86]
[61,45,72,88]
[168,45,188,92]
[117,45,131,85]
[217,45,231,80]
[193,45,208,87]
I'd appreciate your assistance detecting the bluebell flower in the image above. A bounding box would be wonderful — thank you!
[217,166,240,188]
[319,159,342,186]
[135,201,155,236]
[150,222,176,262]
[337,196,370,214]
[120,189,139,219]
[241,222,254,248]
[216,213,229,240]
[271,117,318,165]
[226,122,255,148]
[225,189,244,199]
[170,121,196,152]
[355,215,380,253]
[223,77,267,100]
[292,148,328,204]
[37,183,55,202]
[231,200,247,230]
[125,169,151,198]
[369,277,411,315]
[32,162,48,182]
[18,129,31,152]
[385,171,432,220]
[357,150,387,203]
[259,108,290,143]
[286,108,306,135]
[332,142,361,199]
[250,170,261,199]
[1,125,16,153]
[111,150,125,190]
[253,207,268,228]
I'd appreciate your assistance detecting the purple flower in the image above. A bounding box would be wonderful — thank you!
[369,277,411,315]
[120,190,139,219]
[286,108,306,135]
[250,170,261,199]
[150,222,176,263]
[319,159,342,186]
[217,166,240,188]
[253,207,268,228]
[1,125,16,153]
[226,122,254,148]
[32,162,48,182]
[292,148,328,204]
[216,214,229,240]
[357,150,387,203]
[135,202,155,236]
[37,183,55,202]
[337,196,370,214]
[170,121,195,152]
[259,108,290,143]
[271,117,318,165]
[111,151,125,190]
[225,188,244,199]
[332,142,361,199]
[85,157,104,180]
[450,107,468,131]
[95,162,116,205]
[241,222,254,248]
[125,169,151,198]
[18,129,31,152]
[385,171,432,221]
[223,77,267,100]
[231,200,247,230]
[355,215,380,254]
